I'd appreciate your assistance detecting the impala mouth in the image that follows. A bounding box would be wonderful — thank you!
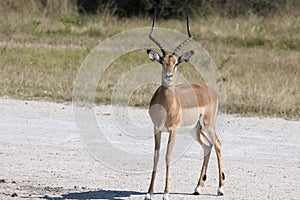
[163,76,173,87]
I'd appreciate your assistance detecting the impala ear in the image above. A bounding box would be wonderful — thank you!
[178,50,194,63]
[147,49,162,63]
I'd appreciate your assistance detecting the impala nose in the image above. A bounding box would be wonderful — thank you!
[165,74,173,81]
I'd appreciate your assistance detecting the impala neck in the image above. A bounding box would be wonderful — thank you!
[161,82,176,92]
[161,84,175,95]
[159,85,178,110]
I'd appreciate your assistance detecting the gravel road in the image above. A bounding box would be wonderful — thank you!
[0,98,299,199]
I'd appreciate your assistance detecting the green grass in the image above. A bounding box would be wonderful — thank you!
[0,12,299,119]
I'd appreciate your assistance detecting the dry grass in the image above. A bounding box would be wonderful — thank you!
[0,47,89,101]
[0,10,299,119]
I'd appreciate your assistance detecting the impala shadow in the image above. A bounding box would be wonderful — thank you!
[42,190,146,200]
[42,190,218,199]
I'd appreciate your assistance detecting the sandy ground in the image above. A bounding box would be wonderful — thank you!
[0,98,299,200]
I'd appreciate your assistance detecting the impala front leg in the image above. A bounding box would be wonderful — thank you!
[145,130,162,200]
[163,129,176,200]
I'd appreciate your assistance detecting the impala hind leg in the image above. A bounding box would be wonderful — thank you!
[145,131,162,200]
[192,122,213,195]
[215,136,225,195]
[194,144,212,195]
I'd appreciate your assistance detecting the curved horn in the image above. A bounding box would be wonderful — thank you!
[149,8,166,56]
[173,11,193,55]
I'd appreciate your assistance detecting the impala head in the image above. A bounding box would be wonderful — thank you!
[147,9,194,87]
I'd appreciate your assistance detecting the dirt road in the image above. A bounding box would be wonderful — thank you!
[0,98,299,199]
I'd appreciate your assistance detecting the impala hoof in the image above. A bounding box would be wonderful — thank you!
[163,193,169,200]
[145,193,151,200]
[217,186,224,196]
[193,186,201,195]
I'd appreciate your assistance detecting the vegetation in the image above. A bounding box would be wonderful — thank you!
[0,1,299,119]
[2,0,300,18]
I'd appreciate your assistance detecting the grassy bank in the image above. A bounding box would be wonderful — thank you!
[0,12,299,119]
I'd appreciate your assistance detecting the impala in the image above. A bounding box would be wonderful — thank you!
[145,11,225,200]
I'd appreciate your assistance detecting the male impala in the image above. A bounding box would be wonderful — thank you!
[145,11,225,200]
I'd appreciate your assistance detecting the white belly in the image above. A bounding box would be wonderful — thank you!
[159,124,196,134]
[176,125,197,134]
[160,124,211,146]
[180,107,204,126]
